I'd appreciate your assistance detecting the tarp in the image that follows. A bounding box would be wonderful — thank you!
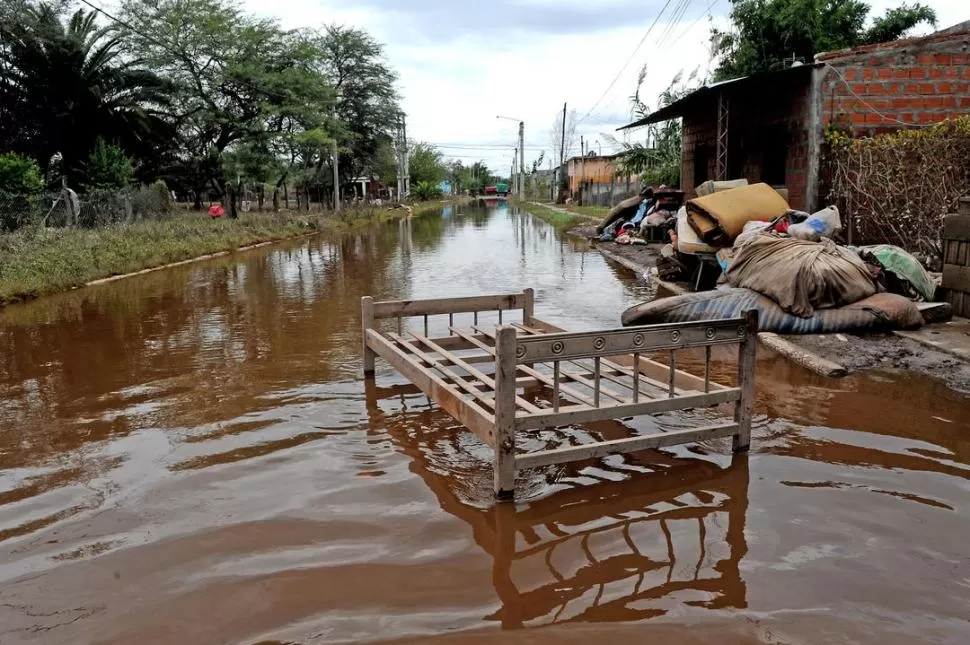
[686,182,789,246]
[621,288,924,334]
[726,235,877,317]
[596,191,649,234]
[860,244,936,302]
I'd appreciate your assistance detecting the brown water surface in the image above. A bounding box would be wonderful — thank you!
[1,203,968,644]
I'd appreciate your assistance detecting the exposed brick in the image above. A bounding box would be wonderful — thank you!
[910,68,927,79]
[862,68,874,80]
[919,82,936,94]
[852,83,868,95]
[936,54,952,65]
[843,67,857,81]
[869,84,886,95]
[904,82,920,94]
[866,112,886,124]
[919,112,937,123]
[851,111,868,125]
[954,54,968,65]
[960,96,970,108]
[942,95,957,108]
[876,68,892,80]
[894,68,911,80]
[930,67,944,79]
[937,81,953,94]
[963,68,970,80]
[919,52,935,65]
[869,56,883,66]
[901,113,915,123]
[944,67,960,79]
[926,96,944,108]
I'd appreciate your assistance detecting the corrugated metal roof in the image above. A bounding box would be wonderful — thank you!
[617,63,820,130]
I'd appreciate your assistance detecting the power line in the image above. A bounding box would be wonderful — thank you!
[665,0,722,51]
[656,0,694,49]
[576,0,677,125]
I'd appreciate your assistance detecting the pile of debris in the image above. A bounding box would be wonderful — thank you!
[619,179,946,334]
[595,187,684,245]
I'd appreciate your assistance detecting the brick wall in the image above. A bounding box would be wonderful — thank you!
[678,68,814,210]
[817,28,970,131]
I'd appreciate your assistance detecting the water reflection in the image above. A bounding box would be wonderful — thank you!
[364,380,749,628]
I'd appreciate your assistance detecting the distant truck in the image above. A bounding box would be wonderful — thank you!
[484,183,509,196]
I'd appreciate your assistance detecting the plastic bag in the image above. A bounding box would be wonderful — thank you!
[788,206,841,241]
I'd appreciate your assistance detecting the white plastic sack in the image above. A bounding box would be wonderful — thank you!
[789,206,841,242]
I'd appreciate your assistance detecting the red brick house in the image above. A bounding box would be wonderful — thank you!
[619,21,970,212]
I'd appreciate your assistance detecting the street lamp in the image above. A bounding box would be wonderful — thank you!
[497,115,524,199]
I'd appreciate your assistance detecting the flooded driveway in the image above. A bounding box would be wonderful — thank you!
[1,203,968,644]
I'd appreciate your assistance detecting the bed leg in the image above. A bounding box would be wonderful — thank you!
[494,326,517,500]
[733,309,759,452]
[362,296,376,378]
[522,287,534,326]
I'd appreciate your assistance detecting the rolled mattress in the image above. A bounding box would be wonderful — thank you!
[621,288,924,334]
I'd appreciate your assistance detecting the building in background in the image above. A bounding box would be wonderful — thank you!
[564,154,642,207]
[620,21,970,211]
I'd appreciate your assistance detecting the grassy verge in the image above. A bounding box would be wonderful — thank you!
[0,200,458,306]
[516,201,601,230]
[563,204,610,219]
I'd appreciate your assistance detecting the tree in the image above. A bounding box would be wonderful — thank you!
[82,139,134,190]
[119,0,335,206]
[314,25,400,190]
[0,2,172,183]
[605,68,698,188]
[409,142,445,184]
[711,0,937,80]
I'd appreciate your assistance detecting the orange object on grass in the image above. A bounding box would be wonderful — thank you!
[208,204,225,218]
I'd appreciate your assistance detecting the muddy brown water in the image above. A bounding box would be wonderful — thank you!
[1,203,968,645]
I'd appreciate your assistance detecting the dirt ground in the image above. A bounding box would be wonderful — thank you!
[790,332,970,393]
[569,224,663,277]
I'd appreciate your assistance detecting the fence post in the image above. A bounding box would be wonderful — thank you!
[733,309,759,452]
[494,326,518,500]
[522,288,534,326]
[362,296,376,377]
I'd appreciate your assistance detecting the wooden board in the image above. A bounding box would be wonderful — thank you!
[373,292,528,318]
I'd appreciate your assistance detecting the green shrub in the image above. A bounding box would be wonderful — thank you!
[0,153,44,194]
[82,139,133,190]
[412,180,443,201]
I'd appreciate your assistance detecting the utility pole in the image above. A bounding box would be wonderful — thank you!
[511,148,517,195]
[332,108,340,212]
[395,114,405,201]
[580,136,585,205]
[519,121,525,199]
[402,114,410,198]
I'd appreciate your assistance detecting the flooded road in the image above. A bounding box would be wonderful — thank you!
[1,203,968,644]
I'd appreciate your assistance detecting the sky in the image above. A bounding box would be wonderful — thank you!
[241,0,965,175]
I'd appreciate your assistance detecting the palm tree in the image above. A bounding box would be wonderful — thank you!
[0,3,173,182]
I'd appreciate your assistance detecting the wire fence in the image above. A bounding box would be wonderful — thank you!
[0,182,175,232]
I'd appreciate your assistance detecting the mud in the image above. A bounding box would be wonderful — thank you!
[0,202,968,645]
[791,332,970,393]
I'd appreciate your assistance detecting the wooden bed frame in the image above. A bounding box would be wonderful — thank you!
[361,288,757,500]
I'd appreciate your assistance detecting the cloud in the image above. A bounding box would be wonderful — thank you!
[239,0,724,173]
[345,0,672,41]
